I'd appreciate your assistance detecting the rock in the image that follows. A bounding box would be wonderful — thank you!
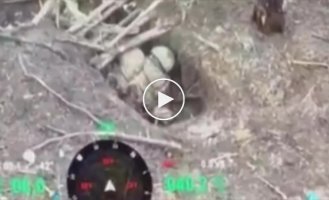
[119,48,145,80]
[152,106,173,119]
[150,46,175,72]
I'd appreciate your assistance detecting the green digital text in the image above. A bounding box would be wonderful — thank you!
[0,176,47,198]
[163,174,227,196]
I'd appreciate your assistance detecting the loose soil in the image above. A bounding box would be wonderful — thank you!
[0,0,329,199]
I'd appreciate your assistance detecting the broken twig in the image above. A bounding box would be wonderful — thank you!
[291,60,329,69]
[32,0,57,25]
[78,0,127,36]
[96,25,171,69]
[2,0,31,3]
[55,37,105,51]
[312,34,329,44]
[68,0,117,33]
[62,0,88,22]
[119,8,141,26]
[256,174,288,200]
[116,25,171,53]
[193,32,220,52]
[32,127,183,151]
[106,0,164,48]
[0,33,66,59]
[96,9,153,43]
[17,54,102,124]
[95,24,140,43]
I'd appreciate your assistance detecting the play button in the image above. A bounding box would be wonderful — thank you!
[143,78,185,121]
[158,92,174,108]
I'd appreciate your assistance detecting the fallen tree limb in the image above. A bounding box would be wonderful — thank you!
[291,59,329,69]
[106,0,164,48]
[95,24,140,43]
[77,0,127,37]
[55,37,105,51]
[0,33,67,59]
[17,54,102,124]
[18,53,181,148]
[32,0,57,25]
[62,0,88,22]
[193,32,220,52]
[2,0,32,3]
[115,25,171,53]
[256,174,288,200]
[31,126,183,151]
[119,8,141,26]
[68,0,118,33]
[95,8,154,43]
[312,34,329,44]
[93,25,172,69]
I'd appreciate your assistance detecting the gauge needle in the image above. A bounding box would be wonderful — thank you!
[104,179,119,200]
[104,179,116,192]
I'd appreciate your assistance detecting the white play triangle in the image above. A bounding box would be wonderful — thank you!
[157,92,174,108]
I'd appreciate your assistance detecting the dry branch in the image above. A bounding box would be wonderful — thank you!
[55,37,105,51]
[18,54,183,151]
[31,128,183,151]
[312,34,329,44]
[193,32,220,52]
[95,8,154,43]
[119,8,141,26]
[95,24,140,43]
[78,0,127,36]
[68,0,118,33]
[291,59,329,69]
[115,25,171,53]
[17,54,102,124]
[106,0,164,48]
[2,0,32,4]
[32,0,57,25]
[62,0,88,22]
[0,33,66,59]
[256,174,288,200]
[94,25,172,69]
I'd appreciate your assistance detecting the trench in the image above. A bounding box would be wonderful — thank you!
[103,37,208,126]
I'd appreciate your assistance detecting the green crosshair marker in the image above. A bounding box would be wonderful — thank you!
[96,120,117,136]
[306,191,320,200]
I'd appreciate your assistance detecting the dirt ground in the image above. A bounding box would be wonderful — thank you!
[0,0,329,199]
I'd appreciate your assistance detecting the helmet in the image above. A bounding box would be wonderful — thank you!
[119,48,145,80]
[150,46,175,73]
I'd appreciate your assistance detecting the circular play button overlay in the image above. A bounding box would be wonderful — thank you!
[143,78,185,121]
